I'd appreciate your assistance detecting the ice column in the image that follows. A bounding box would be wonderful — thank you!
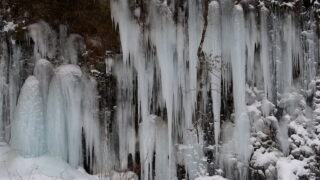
[231,4,251,164]
[139,115,156,180]
[203,1,222,151]
[280,14,293,93]
[260,7,272,100]
[114,62,136,170]
[46,65,83,167]
[0,41,7,140]
[10,76,46,157]
[82,76,102,171]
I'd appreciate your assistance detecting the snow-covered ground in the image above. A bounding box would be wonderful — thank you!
[195,175,227,180]
[0,141,98,180]
[0,141,138,180]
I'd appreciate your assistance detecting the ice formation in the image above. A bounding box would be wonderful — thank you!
[1,0,320,179]
[0,21,101,175]
[109,0,320,179]
[46,65,101,169]
[10,76,46,157]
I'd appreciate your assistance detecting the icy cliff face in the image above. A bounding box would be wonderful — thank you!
[109,0,320,179]
[0,0,320,179]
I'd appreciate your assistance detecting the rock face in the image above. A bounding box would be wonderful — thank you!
[1,0,320,180]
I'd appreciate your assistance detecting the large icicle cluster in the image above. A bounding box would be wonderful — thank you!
[0,21,101,172]
[1,0,320,179]
[109,0,320,179]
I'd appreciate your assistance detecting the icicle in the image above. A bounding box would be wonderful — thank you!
[114,61,136,170]
[8,45,22,142]
[187,0,202,129]
[246,6,258,84]
[202,0,222,153]
[64,34,85,64]
[28,21,57,61]
[139,115,156,180]
[0,41,7,140]
[10,76,46,157]
[46,65,83,167]
[155,117,169,180]
[280,14,294,93]
[220,0,234,98]
[230,4,251,173]
[260,7,272,100]
[150,4,178,178]
[82,76,102,172]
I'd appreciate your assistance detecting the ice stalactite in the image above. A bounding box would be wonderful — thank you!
[28,21,57,61]
[231,4,251,163]
[46,65,101,169]
[0,41,7,140]
[82,76,102,172]
[113,60,136,170]
[46,65,83,166]
[139,115,156,180]
[28,21,85,64]
[10,76,46,157]
[64,34,85,65]
[155,117,169,180]
[220,0,234,97]
[301,13,318,88]
[245,6,258,85]
[8,45,22,142]
[280,14,294,93]
[150,4,178,178]
[202,0,222,153]
[186,0,202,135]
[0,38,23,143]
[219,5,252,179]
[260,7,272,100]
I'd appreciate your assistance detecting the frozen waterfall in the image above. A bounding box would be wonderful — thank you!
[1,0,320,179]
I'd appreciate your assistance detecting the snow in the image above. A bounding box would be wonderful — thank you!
[195,175,227,180]
[276,158,308,180]
[251,148,281,169]
[2,21,17,32]
[0,142,97,180]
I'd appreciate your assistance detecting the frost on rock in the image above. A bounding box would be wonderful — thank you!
[10,76,46,157]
